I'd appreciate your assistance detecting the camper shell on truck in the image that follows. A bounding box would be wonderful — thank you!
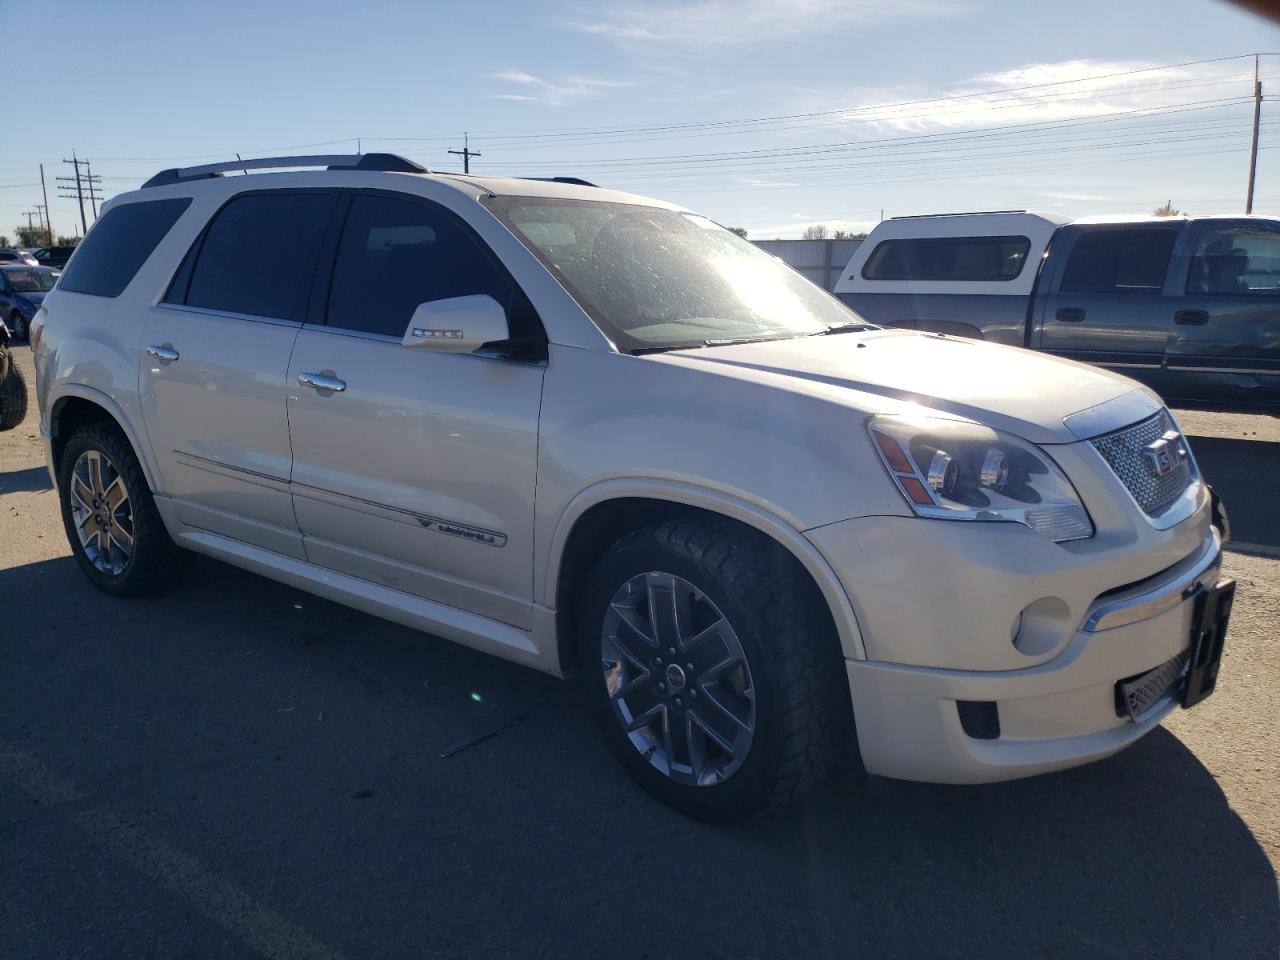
[835,211,1280,410]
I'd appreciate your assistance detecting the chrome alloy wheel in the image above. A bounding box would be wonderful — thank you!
[68,449,134,575]
[601,572,756,787]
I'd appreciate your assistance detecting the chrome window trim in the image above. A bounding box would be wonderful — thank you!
[153,302,302,328]
[1083,530,1221,632]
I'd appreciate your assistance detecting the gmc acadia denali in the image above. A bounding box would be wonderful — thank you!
[31,154,1234,820]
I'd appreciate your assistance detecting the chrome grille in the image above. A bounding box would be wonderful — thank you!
[1090,410,1193,516]
[1117,650,1188,721]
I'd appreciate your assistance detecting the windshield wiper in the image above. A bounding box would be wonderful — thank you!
[812,321,876,336]
[630,333,793,355]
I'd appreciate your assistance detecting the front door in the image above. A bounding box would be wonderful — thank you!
[1035,224,1180,393]
[285,191,546,628]
[139,189,338,558]
[1163,218,1280,407]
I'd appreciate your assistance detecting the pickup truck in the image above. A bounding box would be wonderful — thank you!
[834,211,1280,410]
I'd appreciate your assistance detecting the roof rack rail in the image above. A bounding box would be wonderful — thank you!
[890,209,1027,219]
[521,176,598,187]
[141,153,428,189]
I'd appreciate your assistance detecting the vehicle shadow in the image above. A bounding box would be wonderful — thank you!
[0,465,53,494]
[1186,435,1280,553]
[1,553,1275,960]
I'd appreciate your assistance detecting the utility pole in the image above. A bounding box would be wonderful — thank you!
[85,161,101,219]
[39,163,54,244]
[57,151,103,233]
[23,211,37,238]
[448,132,480,174]
[1246,54,1262,214]
[35,204,49,241]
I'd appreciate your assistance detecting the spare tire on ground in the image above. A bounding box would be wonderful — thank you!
[0,349,29,431]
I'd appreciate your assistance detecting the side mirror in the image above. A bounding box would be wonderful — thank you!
[401,294,510,353]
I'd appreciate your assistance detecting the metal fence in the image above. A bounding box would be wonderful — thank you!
[752,238,864,291]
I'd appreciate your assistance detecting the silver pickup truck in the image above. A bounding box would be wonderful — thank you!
[834,211,1280,410]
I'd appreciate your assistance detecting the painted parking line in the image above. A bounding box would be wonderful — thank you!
[0,738,348,960]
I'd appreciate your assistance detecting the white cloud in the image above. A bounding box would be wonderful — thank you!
[806,58,1250,132]
[569,0,966,49]
[485,69,633,106]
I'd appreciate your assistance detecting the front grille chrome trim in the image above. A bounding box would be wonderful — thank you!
[1090,410,1197,517]
[1084,530,1221,632]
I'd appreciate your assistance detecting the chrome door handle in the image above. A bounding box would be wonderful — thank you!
[297,372,347,393]
[145,345,180,362]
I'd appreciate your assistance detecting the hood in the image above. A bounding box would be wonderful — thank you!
[651,330,1157,444]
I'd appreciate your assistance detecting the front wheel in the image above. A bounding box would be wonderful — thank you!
[577,519,852,821]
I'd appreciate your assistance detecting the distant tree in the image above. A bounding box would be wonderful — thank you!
[55,235,79,246]
[14,225,43,247]
[0,235,9,247]
[1153,200,1185,217]
[832,230,868,240]
[802,224,828,240]
[727,226,748,238]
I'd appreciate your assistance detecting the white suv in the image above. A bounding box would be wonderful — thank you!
[32,154,1234,820]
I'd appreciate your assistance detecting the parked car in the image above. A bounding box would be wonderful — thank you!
[0,265,59,340]
[0,248,39,266]
[835,211,1280,410]
[0,315,28,430]
[31,245,78,269]
[32,154,1233,820]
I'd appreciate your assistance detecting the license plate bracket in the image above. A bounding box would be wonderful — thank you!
[1181,578,1235,710]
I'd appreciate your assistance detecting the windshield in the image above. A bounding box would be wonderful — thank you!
[485,196,868,352]
[5,269,57,292]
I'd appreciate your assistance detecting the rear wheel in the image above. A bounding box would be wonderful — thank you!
[577,519,851,821]
[57,423,190,595]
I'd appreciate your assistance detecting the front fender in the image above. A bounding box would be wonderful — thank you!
[541,477,869,661]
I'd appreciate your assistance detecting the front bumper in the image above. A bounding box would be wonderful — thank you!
[809,486,1221,783]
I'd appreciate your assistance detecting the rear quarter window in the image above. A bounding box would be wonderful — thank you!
[861,235,1030,281]
[57,198,191,298]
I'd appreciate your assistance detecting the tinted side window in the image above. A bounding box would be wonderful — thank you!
[57,198,191,298]
[327,194,536,338]
[181,192,335,321]
[1059,229,1177,294]
[1186,223,1280,295]
[862,236,1030,281]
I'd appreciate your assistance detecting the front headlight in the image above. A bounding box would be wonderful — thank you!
[868,415,1093,542]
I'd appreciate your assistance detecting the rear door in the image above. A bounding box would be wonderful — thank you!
[139,189,338,558]
[1035,224,1180,387]
[284,190,545,629]
[1163,218,1280,406]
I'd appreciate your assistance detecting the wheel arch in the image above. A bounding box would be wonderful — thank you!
[49,386,157,491]
[546,479,868,675]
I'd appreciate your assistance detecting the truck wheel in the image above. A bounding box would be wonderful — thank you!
[57,423,190,596]
[0,359,27,431]
[577,519,851,821]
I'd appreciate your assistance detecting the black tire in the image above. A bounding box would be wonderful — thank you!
[0,358,27,431]
[577,518,853,822]
[57,422,190,596]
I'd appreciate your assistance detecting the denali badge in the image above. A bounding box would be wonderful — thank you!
[1143,430,1187,478]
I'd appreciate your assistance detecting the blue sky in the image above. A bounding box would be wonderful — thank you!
[1,0,1277,240]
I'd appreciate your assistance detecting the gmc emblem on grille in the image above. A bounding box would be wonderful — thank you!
[1143,430,1187,478]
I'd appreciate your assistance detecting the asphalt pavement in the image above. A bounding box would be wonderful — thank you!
[2,343,1277,959]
